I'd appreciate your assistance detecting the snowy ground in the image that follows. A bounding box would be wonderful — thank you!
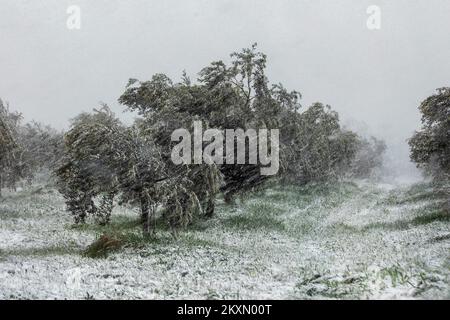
[0,180,448,299]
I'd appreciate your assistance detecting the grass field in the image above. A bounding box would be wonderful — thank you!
[0,180,449,299]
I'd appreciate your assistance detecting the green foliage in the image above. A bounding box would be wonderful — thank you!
[56,105,221,235]
[1,99,64,195]
[56,44,385,237]
[280,103,362,183]
[119,44,380,202]
[222,202,285,232]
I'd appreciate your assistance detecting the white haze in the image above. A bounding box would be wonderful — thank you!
[1,0,449,182]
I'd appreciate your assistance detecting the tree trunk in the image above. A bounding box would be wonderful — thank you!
[97,192,115,225]
[140,194,149,234]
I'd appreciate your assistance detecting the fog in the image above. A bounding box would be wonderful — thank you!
[1,0,449,181]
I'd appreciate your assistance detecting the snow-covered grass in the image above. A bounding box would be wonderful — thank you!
[0,180,448,299]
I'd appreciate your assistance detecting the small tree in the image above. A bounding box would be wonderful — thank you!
[119,44,379,201]
[17,121,64,183]
[56,105,221,235]
[409,87,450,182]
[280,103,362,184]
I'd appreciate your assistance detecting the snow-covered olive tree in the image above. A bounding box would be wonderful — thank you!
[57,45,385,235]
[56,105,221,235]
[279,102,361,184]
[56,106,123,224]
[119,44,384,201]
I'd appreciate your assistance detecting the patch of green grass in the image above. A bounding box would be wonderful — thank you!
[329,222,361,234]
[248,202,285,215]
[411,208,449,225]
[361,220,411,232]
[381,182,447,206]
[254,181,360,208]
[296,271,368,299]
[120,231,177,248]
[222,202,286,232]
[187,218,216,232]
[179,233,218,248]
[223,214,285,231]
[428,234,450,243]
[263,191,292,203]
[220,181,361,236]
[379,265,411,287]
[0,206,21,219]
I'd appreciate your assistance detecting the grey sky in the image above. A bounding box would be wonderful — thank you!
[1,0,449,147]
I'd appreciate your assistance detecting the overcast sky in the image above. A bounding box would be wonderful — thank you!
[1,0,449,150]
